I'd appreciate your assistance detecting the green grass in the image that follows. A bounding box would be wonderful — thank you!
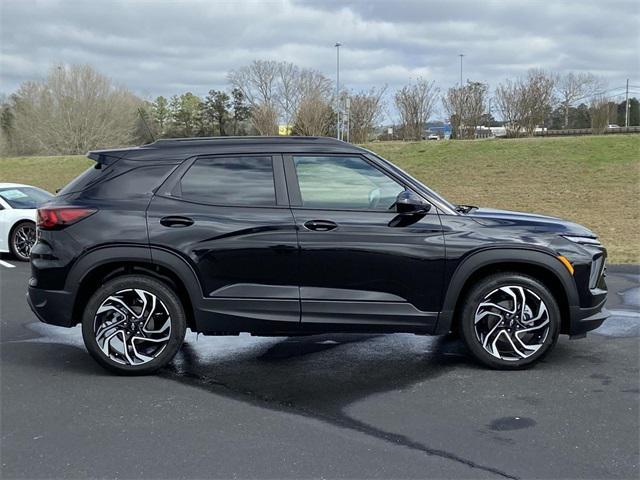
[0,155,92,193]
[1,135,639,262]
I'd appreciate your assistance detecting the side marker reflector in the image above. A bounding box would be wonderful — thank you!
[557,255,574,275]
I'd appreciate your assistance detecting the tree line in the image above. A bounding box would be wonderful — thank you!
[0,63,637,156]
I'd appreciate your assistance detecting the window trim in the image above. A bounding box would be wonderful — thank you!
[156,153,289,208]
[283,153,416,212]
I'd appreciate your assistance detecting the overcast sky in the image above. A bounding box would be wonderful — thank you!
[1,0,639,120]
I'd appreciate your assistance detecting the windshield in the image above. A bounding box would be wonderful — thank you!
[0,187,52,209]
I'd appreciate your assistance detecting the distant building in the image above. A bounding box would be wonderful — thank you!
[425,124,452,139]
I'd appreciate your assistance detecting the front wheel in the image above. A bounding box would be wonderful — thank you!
[459,273,560,369]
[81,275,186,375]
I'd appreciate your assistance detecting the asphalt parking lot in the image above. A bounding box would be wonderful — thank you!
[1,257,638,479]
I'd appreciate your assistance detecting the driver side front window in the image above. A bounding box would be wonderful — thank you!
[293,156,404,210]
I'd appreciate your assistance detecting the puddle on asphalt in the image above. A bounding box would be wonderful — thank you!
[593,278,640,338]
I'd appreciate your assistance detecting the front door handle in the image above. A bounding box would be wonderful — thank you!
[160,216,194,228]
[303,220,338,232]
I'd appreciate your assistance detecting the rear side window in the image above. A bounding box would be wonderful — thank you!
[179,156,275,206]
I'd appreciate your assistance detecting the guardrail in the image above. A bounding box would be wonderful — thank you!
[534,126,640,136]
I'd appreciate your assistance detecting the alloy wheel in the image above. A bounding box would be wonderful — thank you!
[13,223,36,260]
[93,289,171,366]
[473,285,550,361]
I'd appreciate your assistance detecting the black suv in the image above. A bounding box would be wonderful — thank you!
[28,137,608,374]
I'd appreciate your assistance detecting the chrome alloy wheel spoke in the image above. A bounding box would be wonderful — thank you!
[93,289,171,366]
[474,286,550,361]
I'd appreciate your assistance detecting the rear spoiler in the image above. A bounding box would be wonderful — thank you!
[86,148,133,166]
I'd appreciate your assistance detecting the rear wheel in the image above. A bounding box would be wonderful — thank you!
[81,275,186,375]
[10,221,36,261]
[459,272,560,369]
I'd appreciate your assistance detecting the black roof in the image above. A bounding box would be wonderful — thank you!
[88,136,366,165]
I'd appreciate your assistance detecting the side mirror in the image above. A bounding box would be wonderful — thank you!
[394,190,431,215]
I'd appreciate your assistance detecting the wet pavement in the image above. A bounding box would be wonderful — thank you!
[1,258,638,479]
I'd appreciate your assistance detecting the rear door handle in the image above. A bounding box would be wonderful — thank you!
[303,220,338,232]
[160,216,194,228]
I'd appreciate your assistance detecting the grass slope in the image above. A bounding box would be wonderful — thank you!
[1,155,92,193]
[1,135,638,262]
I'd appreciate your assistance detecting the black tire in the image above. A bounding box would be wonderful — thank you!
[10,221,36,261]
[459,272,560,369]
[81,275,186,375]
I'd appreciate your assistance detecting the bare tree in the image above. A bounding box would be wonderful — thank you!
[589,96,611,134]
[494,79,524,137]
[228,60,279,109]
[521,69,556,135]
[394,79,438,140]
[442,81,488,139]
[251,102,279,135]
[229,60,332,130]
[494,70,556,137]
[277,63,332,125]
[5,64,141,155]
[348,86,386,143]
[556,72,604,128]
[292,94,333,136]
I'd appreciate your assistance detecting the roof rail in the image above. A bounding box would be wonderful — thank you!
[146,136,348,147]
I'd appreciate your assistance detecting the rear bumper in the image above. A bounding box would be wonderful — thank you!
[27,286,76,328]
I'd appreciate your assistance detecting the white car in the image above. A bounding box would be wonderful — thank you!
[0,183,53,261]
[427,134,439,140]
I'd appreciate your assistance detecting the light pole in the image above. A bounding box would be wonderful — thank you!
[458,53,464,86]
[335,42,341,140]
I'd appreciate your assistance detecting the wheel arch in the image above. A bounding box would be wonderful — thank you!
[436,248,578,335]
[8,217,36,257]
[68,246,202,330]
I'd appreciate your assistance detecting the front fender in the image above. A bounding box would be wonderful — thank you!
[435,247,578,334]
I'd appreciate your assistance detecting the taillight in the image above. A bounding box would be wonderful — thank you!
[37,207,97,230]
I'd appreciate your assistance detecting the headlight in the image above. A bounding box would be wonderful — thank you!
[562,235,602,246]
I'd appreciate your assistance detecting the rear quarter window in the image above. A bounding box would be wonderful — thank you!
[58,164,110,195]
[79,164,177,200]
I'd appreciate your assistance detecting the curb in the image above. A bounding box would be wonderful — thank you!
[607,264,640,274]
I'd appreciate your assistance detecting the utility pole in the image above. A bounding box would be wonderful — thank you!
[625,78,630,128]
[458,54,464,86]
[335,42,341,140]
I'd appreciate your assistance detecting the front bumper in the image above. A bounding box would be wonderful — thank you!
[27,286,76,328]
[566,246,609,337]
[569,299,609,337]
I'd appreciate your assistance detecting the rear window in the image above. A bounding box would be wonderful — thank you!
[0,187,52,209]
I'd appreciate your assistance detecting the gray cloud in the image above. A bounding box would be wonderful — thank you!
[1,0,638,120]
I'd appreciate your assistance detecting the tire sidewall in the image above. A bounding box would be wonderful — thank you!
[81,275,186,375]
[460,273,560,369]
